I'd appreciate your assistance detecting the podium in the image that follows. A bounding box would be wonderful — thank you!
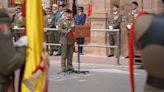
[74,25,91,42]
[57,25,91,75]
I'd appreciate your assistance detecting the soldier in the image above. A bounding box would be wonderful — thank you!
[126,1,140,31]
[74,7,86,54]
[134,0,164,91]
[0,9,27,92]
[53,4,65,56]
[58,9,75,72]
[12,5,25,41]
[107,5,122,57]
[44,8,55,55]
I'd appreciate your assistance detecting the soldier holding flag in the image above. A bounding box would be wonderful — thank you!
[0,8,27,92]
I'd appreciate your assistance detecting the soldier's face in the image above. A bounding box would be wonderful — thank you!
[77,9,81,13]
[132,4,137,10]
[65,13,72,18]
[16,8,21,13]
[58,6,63,11]
[46,10,52,15]
[112,6,118,12]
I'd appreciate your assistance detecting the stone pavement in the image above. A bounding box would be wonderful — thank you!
[49,53,129,65]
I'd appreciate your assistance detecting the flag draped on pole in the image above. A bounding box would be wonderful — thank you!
[21,0,49,92]
[72,0,77,17]
[128,11,145,92]
[88,0,92,17]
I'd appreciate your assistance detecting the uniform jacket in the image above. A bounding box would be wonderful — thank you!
[0,24,26,83]
[54,10,65,26]
[108,12,122,29]
[58,16,75,45]
[12,13,25,28]
[44,14,55,28]
[74,12,86,25]
[126,9,140,25]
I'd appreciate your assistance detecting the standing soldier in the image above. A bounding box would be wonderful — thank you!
[53,4,65,56]
[12,5,25,41]
[0,9,27,92]
[44,8,55,55]
[125,1,140,58]
[74,7,86,54]
[107,5,122,57]
[58,9,75,72]
[134,0,164,91]
[126,1,140,31]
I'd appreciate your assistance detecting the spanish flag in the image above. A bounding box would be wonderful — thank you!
[21,0,49,92]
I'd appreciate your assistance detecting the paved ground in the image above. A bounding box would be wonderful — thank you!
[48,55,147,92]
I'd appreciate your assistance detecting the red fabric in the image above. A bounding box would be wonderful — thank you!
[129,11,145,92]
[21,0,26,17]
[21,0,26,35]
[88,3,92,17]
[32,66,44,74]
[11,0,15,4]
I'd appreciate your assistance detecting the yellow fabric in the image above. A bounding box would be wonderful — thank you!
[21,0,45,92]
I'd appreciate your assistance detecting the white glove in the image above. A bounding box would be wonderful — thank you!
[14,36,28,47]
[127,24,132,30]
[108,25,113,30]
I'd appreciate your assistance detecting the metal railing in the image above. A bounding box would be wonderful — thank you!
[13,27,120,65]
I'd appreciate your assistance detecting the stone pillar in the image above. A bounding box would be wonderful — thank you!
[86,0,108,56]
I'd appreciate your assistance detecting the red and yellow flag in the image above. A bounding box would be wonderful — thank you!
[88,0,92,17]
[21,0,48,92]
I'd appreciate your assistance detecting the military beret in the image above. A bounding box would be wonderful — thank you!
[0,9,11,24]
[65,8,72,13]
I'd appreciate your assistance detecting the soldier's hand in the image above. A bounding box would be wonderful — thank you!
[15,36,28,47]
[68,28,71,32]
[127,24,132,30]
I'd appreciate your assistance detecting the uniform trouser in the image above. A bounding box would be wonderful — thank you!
[76,37,85,53]
[44,31,55,52]
[109,33,116,55]
[0,83,9,92]
[109,33,121,55]
[54,31,61,54]
[61,44,74,70]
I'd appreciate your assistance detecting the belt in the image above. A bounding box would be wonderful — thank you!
[62,33,74,37]
[147,75,164,89]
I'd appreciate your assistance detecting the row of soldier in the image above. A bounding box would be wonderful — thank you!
[12,3,86,56]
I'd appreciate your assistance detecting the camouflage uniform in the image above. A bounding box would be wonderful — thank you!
[58,16,75,71]
[126,9,140,31]
[107,11,122,56]
[0,9,26,92]
[44,14,55,54]
[12,12,25,41]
